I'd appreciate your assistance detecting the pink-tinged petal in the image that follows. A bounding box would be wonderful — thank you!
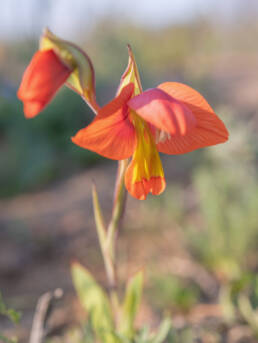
[17,49,72,118]
[128,88,196,136]
[72,84,136,160]
[155,82,229,154]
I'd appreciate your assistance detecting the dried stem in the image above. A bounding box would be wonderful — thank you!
[29,289,63,343]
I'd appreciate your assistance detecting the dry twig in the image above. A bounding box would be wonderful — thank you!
[29,289,63,343]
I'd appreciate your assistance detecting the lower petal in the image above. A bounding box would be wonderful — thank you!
[124,117,166,200]
[125,163,165,200]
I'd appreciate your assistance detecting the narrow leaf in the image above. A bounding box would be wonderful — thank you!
[120,270,144,338]
[151,318,172,343]
[238,294,258,332]
[0,292,21,324]
[71,262,117,343]
[92,182,107,249]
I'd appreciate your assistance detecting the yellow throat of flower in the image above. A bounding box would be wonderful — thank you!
[125,112,166,200]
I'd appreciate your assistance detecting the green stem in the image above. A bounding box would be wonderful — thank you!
[92,183,115,289]
[92,183,106,250]
[107,159,129,322]
[92,159,129,322]
[107,159,129,261]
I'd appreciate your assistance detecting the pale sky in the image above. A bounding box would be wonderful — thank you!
[0,0,257,41]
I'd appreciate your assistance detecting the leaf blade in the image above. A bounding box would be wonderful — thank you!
[71,262,117,343]
[120,270,144,338]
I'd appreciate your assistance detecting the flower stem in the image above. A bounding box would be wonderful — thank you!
[86,76,129,320]
[92,159,129,322]
[107,159,129,260]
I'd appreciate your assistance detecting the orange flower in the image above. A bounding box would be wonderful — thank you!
[18,29,98,118]
[17,49,72,118]
[72,48,229,200]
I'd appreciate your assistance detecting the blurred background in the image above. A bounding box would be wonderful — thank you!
[1,1,258,342]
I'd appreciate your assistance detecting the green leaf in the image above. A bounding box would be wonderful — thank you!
[71,262,117,343]
[92,182,107,249]
[120,270,144,339]
[0,334,17,343]
[135,325,150,343]
[6,309,21,324]
[238,294,258,335]
[150,318,172,343]
[219,284,236,323]
[0,292,21,324]
[0,292,5,313]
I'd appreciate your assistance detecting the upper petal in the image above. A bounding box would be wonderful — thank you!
[156,82,229,154]
[127,88,196,136]
[98,83,134,118]
[17,49,72,118]
[72,84,136,160]
[40,28,98,111]
[116,45,143,96]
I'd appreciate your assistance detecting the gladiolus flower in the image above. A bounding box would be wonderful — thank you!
[72,48,229,200]
[18,28,98,118]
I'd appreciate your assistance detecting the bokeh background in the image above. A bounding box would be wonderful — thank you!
[1,1,258,342]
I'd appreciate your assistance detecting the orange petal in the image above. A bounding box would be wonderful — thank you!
[72,84,136,160]
[98,83,134,118]
[124,115,166,200]
[125,162,166,200]
[41,28,98,111]
[17,49,72,118]
[155,82,229,154]
[128,88,196,136]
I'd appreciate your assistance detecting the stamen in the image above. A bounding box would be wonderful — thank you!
[155,129,171,144]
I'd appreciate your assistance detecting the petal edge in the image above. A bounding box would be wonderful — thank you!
[72,84,136,160]
[156,82,229,154]
[128,88,196,136]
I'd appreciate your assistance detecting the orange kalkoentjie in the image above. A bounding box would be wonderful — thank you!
[72,46,228,200]
[18,28,98,118]
[72,81,228,200]
[18,31,229,200]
